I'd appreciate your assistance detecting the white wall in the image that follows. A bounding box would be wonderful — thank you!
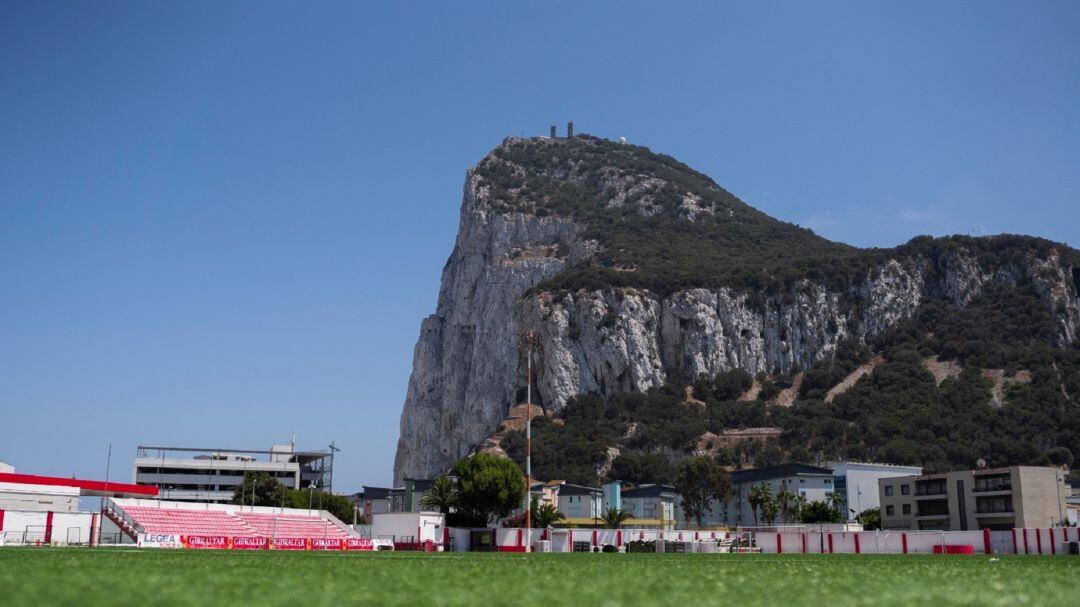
[371,512,444,543]
[0,510,95,545]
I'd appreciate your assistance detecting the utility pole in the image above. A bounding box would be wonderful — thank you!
[328,441,341,496]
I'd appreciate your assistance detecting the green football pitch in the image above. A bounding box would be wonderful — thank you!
[1,548,1077,606]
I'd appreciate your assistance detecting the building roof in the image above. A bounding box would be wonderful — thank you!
[0,472,158,498]
[404,478,435,492]
[621,483,678,498]
[826,461,923,473]
[360,486,392,500]
[731,463,835,484]
[557,483,601,496]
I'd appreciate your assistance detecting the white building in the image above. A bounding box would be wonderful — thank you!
[556,483,603,523]
[827,461,923,520]
[132,443,332,503]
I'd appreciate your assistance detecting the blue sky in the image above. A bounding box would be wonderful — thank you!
[2,1,1077,491]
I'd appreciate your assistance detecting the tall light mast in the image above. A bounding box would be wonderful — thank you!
[525,331,533,552]
[520,330,540,553]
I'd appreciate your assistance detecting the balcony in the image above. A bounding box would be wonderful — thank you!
[914,481,947,497]
[974,509,1014,517]
[915,512,950,520]
[973,480,1012,493]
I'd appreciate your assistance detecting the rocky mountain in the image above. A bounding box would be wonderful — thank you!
[393,134,1080,483]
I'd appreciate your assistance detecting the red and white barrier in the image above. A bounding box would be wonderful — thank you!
[754,527,1079,555]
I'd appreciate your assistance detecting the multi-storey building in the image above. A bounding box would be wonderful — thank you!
[132,442,332,503]
[879,466,1068,531]
[826,461,923,520]
[725,463,836,527]
[621,483,678,528]
[556,483,603,523]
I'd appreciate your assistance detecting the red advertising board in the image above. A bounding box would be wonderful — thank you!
[310,538,344,550]
[182,535,229,549]
[273,537,309,550]
[346,538,373,551]
[232,536,269,550]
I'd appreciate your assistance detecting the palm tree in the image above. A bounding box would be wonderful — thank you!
[776,489,797,524]
[419,476,457,515]
[762,497,779,525]
[792,494,808,523]
[533,503,566,528]
[746,483,773,526]
[599,507,633,529]
[827,491,845,519]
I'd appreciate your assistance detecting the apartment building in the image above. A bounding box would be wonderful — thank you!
[879,466,1068,531]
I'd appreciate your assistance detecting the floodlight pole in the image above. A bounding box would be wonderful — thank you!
[525,331,533,553]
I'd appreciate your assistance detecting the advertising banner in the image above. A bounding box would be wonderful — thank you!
[232,536,269,550]
[311,538,344,550]
[139,533,182,548]
[273,537,308,550]
[346,538,374,551]
[182,535,229,549]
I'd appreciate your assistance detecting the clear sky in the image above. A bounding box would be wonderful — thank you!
[2,1,1078,492]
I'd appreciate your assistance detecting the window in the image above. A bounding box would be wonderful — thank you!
[886,505,895,516]
[884,485,894,497]
[902,504,911,515]
[825,479,831,485]
[900,484,910,496]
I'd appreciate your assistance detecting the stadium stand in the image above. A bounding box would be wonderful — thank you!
[236,513,346,539]
[107,498,352,541]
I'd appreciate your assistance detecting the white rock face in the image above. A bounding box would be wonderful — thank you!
[393,172,583,483]
[393,148,1080,483]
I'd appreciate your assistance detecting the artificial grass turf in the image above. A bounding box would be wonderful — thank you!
[1,548,1077,607]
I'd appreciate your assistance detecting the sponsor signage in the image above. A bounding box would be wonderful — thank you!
[232,536,269,550]
[273,537,308,550]
[346,538,374,551]
[311,538,344,550]
[182,535,229,549]
[139,533,182,548]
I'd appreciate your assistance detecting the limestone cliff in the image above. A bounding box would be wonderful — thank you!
[393,135,1080,482]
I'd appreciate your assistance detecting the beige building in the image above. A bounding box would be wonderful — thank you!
[879,466,1068,531]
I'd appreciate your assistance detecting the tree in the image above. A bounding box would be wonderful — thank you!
[286,487,357,524]
[451,454,525,526]
[827,491,846,519]
[858,508,880,530]
[776,489,797,524]
[534,502,566,528]
[746,483,774,526]
[674,456,732,528]
[793,493,808,523]
[232,472,286,507]
[599,508,633,529]
[761,496,779,525]
[799,500,843,524]
[419,476,458,515]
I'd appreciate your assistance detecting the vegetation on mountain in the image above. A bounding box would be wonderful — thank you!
[489,136,1080,488]
[502,282,1080,485]
[478,136,1080,297]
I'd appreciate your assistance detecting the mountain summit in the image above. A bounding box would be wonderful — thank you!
[393,134,1080,483]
